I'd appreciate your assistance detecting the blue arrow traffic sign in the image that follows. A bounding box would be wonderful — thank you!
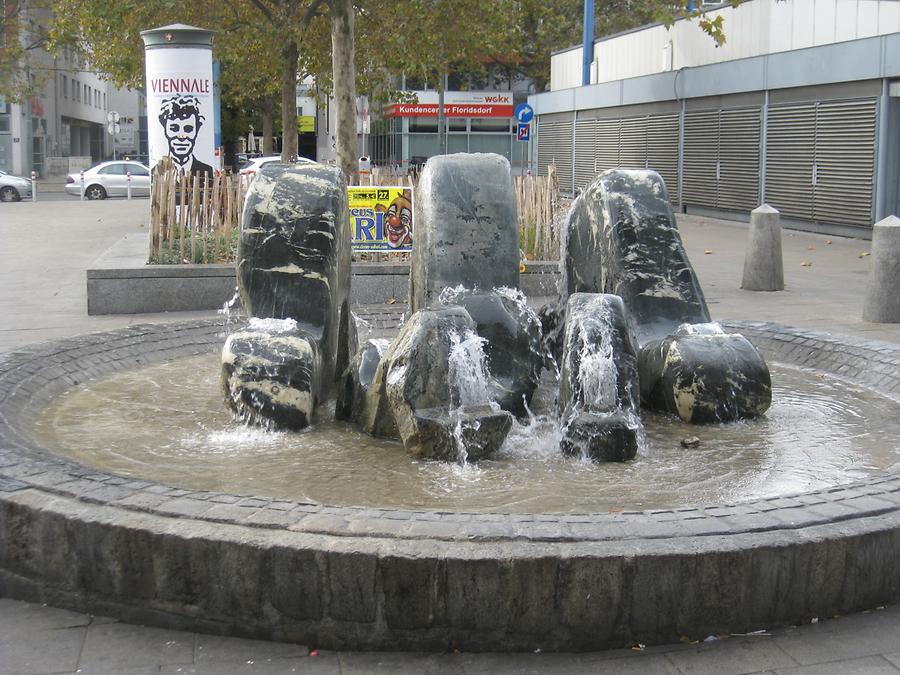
[517,123,531,142]
[514,103,534,124]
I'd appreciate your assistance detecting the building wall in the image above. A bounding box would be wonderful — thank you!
[532,32,900,235]
[552,0,900,91]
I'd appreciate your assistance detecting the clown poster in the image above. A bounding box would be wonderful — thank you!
[348,187,413,252]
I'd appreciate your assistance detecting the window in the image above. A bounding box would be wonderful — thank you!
[84,84,89,103]
[409,117,437,133]
[127,164,149,176]
[99,164,126,175]
[103,93,106,110]
[61,75,68,98]
[73,80,79,102]
[471,118,510,133]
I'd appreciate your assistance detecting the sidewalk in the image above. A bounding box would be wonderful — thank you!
[0,200,898,673]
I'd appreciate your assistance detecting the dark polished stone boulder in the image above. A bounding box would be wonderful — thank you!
[558,294,642,461]
[222,163,352,430]
[363,306,513,460]
[639,323,772,424]
[563,169,771,423]
[410,153,519,312]
[564,169,709,345]
[222,323,320,430]
[443,288,543,415]
[237,162,352,386]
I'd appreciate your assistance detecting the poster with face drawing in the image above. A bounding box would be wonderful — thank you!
[145,47,215,178]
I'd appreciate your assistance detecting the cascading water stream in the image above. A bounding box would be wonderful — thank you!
[447,328,496,465]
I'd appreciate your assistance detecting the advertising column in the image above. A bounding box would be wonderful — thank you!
[140,24,215,178]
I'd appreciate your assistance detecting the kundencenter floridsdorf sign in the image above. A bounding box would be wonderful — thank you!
[384,90,513,118]
[349,186,413,252]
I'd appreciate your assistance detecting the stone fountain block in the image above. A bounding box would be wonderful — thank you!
[447,289,544,415]
[237,162,352,385]
[221,329,321,430]
[563,169,710,346]
[413,405,513,462]
[558,293,642,462]
[639,324,772,423]
[410,153,519,312]
[335,338,390,425]
[363,306,513,460]
[560,411,640,462]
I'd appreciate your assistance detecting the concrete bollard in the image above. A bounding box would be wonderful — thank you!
[862,215,900,323]
[742,204,784,291]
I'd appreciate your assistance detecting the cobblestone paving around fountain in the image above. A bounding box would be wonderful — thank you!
[0,318,898,652]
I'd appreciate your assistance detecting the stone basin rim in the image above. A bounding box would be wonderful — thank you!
[0,317,898,544]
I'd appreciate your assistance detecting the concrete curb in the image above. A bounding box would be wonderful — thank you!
[86,262,562,315]
[0,320,898,651]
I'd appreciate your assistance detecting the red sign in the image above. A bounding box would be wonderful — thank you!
[384,103,514,118]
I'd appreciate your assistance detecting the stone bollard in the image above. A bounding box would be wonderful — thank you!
[742,204,784,291]
[862,215,900,323]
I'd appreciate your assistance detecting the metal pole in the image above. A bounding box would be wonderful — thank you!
[582,0,595,86]
[80,170,85,200]
[31,171,37,202]
[760,90,768,207]
[874,78,889,222]
[127,171,132,200]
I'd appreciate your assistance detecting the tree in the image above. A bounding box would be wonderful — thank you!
[0,0,53,102]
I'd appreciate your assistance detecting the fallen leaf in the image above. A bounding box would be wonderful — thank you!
[631,643,646,651]
[825,239,832,245]
[800,261,812,267]
[807,246,815,251]
[704,249,713,254]
[859,251,871,258]
[608,507,624,513]
[387,298,396,304]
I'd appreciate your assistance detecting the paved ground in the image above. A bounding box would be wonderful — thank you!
[0,199,898,673]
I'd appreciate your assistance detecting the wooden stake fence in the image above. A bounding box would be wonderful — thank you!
[149,158,243,264]
[148,160,563,264]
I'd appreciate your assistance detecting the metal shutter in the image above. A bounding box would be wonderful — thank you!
[765,103,815,220]
[646,113,680,200]
[718,108,761,212]
[682,110,718,208]
[813,99,876,227]
[574,119,597,191]
[537,119,573,194]
[618,116,647,169]
[595,118,620,177]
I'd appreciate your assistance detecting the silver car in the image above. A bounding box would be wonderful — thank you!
[65,160,151,200]
[0,170,33,202]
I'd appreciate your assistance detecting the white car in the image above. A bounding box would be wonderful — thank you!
[0,170,33,202]
[65,160,151,200]
[239,155,316,180]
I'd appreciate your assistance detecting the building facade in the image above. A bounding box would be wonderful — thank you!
[530,0,900,236]
[1,10,146,177]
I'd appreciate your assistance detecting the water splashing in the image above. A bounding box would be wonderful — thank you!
[448,328,494,409]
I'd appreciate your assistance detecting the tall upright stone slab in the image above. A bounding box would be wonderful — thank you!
[237,162,352,384]
[221,163,352,429]
[563,169,710,346]
[862,215,900,323]
[410,153,519,312]
[742,204,784,291]
[563,169,771,423]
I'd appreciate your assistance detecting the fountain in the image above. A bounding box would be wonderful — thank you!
[221,157,771,462]
[1,153,898,652]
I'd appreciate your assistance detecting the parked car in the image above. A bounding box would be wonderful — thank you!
[0,170,33,202]
[239,155,316,180]
[65,160,152,200]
